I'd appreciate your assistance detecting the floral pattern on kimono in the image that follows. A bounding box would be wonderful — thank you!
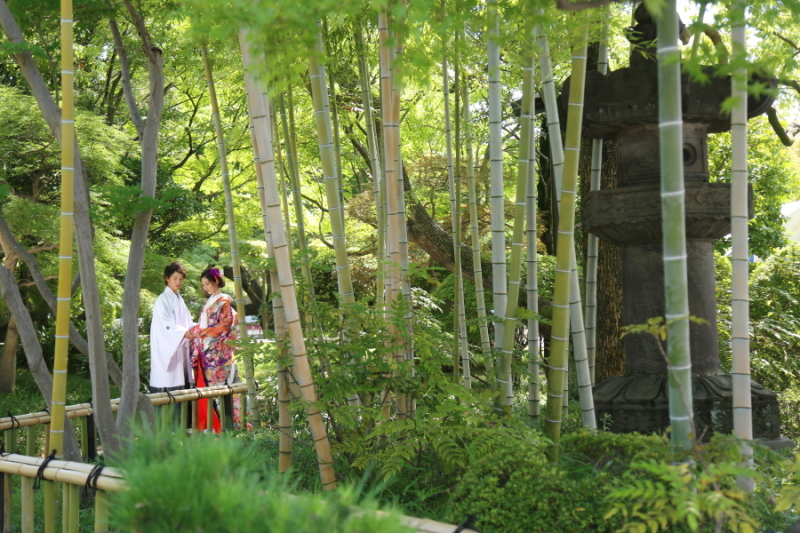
[191,294,238,371]
[191,293,242,429]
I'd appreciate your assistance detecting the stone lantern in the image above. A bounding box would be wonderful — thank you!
[565,5,781,439]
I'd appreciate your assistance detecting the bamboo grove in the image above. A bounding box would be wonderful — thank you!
[1,0,798,491]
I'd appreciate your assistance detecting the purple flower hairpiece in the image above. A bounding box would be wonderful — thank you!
[209,267,222,279]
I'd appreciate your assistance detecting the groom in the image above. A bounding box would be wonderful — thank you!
[150,261,195,395]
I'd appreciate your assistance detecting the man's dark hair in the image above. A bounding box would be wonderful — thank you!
[164,262,187,284]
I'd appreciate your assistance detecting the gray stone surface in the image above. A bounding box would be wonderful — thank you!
[571,3,781,441]
[593,374,781,440]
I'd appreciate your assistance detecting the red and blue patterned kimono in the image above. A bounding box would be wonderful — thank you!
[191,293,241,430]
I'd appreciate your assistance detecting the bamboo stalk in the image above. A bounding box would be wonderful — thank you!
[240,31,336,490]
[50,0,75,462]
[730,0,753,491]
[537,19,595,430]
[272,102,295,264]
[654,0,694,448]
[2,429,12,533]
[308,30,355,306]
[68,482,79,533]
[202,46,256,427]
[487,0,507,380]
[496,32,535,410]
[278,91,316,306]
[543,22,590,460]
[94,490,109,532]
[378,11,405,418]
[462,66,492,372]
[443,53,465,383]
[62,480,70,533]
[585,23,609,385]
[202,47,250,345]
[526,112,540,417]
[21,428,34,533]
[356,29,386,307]
[44,480,56,533]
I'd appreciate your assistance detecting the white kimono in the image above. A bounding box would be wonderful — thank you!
[150,287,195,388]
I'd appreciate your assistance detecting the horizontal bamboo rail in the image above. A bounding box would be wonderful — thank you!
[0,453,124,492]
[0,450,476,533]
[0,382,255,431]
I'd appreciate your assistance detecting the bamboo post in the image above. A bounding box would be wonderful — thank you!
[79,418,87,461]
[62,482,70,533]
[21,428,34,533]
[2,429,12,533]
[94,491,109,532]
[44,480,56,533]
[68,483,79,533]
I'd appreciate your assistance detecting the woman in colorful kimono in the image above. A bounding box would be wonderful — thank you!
[191,267,241,431]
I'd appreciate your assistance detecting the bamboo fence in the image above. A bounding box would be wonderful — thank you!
[0,449,477,533]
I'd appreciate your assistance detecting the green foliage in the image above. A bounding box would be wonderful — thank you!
[708,117,800,260]
[748,243,800,391]
[606,436,765,533]
[447,432,626,533]
[113,430,414,533]
[776,453,800,515]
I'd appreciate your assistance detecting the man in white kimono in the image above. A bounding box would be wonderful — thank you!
[150,262,195,395]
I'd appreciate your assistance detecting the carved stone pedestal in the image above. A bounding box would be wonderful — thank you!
[583,183,781,440]
[593,375,781,439]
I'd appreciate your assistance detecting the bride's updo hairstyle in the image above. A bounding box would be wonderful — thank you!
[201,267,226,288]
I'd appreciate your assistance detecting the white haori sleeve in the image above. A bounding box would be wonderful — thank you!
[150,289,191,388]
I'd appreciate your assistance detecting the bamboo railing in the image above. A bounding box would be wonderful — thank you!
[0,437,476,533]
[0,448,122,533]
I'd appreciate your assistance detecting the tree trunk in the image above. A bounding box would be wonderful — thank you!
[581,140,624,382]
[0,317,18,394]
[0,266,81,461]
[116,1,165,438]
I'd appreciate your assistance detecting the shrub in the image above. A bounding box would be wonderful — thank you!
[447,433,626,533]
[113,431,414,533]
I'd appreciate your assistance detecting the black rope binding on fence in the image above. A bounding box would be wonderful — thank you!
[34,450,57,490]
[0,444,8,457]
[82,464,105,497]
[7,411,20,430]
[165,389,176,403]
[453,514,481,533]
